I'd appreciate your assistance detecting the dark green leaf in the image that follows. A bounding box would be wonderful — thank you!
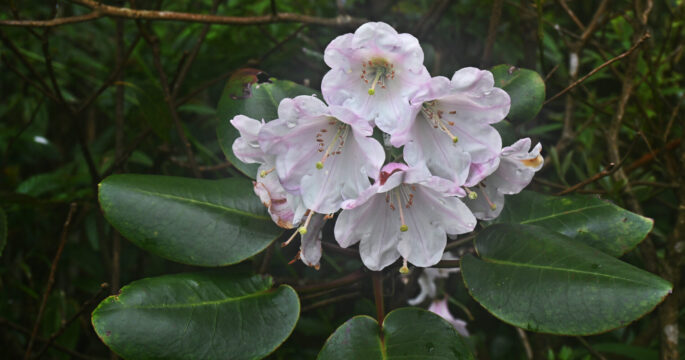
[491,191,653,256]
[216,77,319,177]
[317,307,474,360]
[491,64,545,122]
[98,174,282,266]
[92,272,299,360]
[461,224,671,335]
[0,207,6,257]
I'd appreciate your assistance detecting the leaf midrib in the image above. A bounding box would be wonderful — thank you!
[124,186,271,221]
[519,203,608,224]
[480,257,656,287]
[100,288,276,312]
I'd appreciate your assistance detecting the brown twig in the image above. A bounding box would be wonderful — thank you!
[0,0,366,28]
[0,30,54,95]
[294,269,366,293]
[517,328,534,360]
[624,138,682,175]
[433,259,461,268]
[138,24,201,178]
[321,241,359,257]
[34,283,110,359]
[100,128,153,179]
[555,164,614,196]
[24,203,78,360]
[77,35,141,114]
[544,32,651,105]
[170,0,221,100]
[481,0,503,67]
[301,292,361,312]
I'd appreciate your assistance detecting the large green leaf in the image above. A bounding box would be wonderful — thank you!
[491,191,653,256]
[98,174,282,266]
[0,207,6,257]
[216,76,319,177]
[92,272,299,360]
[461,224,671,335]
[491,64,545,123]
[317,308,474,360]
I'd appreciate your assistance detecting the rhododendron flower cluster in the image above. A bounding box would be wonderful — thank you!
[230,22,543,271]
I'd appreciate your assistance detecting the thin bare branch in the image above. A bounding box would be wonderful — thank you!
[545,32,651,104]
[24,203,78,360]
[0,0,366,28]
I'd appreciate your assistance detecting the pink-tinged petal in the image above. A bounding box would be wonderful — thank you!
[277,95,328,123]
[450,67,493,92]
[465,181,505,220]
[300,130,383,213]
[489,139,544,194]
[321,22,430,133]
[253,163,305,228]
[464,156,500,187]
[300,213,326,269]
[447,120,502,164]
[403,114,471,187]
[258,117,327,193]
[335,194,402,270]
[415,186,476,236]
[230,115,268,164]
[323,33,355,71]
[329,105,373,136]
[428,299,470,337]
[411,76,451,105]
[378,162,431,192]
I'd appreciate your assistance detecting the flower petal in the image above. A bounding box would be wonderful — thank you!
[300,213,326,269]
[230,115,268,164]
[335,194,402,270]
[300,129,384,213]
[403,114,471,187]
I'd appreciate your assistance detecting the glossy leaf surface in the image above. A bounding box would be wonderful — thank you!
[491,64,545,122]
[99,174,281,266]
[92,272,299,360]
[461,224,671,335]
[317,307,474,359]
[492,191,653,256]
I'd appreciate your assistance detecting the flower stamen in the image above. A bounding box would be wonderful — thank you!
[260,167,275,178]
[464,187,478,200]
[317,124,349,169]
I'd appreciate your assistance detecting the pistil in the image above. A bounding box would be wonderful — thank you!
[478,184,497,210]
[368,70,383,95]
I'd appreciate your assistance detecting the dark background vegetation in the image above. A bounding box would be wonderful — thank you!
[0,0,683,359]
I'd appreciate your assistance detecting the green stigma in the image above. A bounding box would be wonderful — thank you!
[316,161,324,169]
[368,88,375,95]
[399,265,410,274]
[452,136,459,143]
[400,224,409,232]
[489,203,497,211]
[298,226,307,235]
[468,191,478,200]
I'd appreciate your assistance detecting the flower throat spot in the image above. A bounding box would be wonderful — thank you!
[362,58,394,95]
